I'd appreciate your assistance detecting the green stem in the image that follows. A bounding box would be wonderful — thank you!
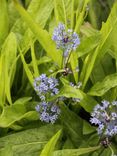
[65,51,72,68]
[108,144,114,156]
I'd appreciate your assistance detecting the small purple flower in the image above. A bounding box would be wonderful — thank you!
[34,74,61,124]
[35,101,61,124]
[90,100,117,137]
[52,23,80,57]
[34,74,59,100]
[40,112,50,123]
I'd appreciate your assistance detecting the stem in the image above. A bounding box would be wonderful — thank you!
[65,51,72,68]
[61,51,65,68]
[108,144,114,156]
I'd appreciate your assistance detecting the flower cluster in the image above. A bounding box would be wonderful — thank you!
[34,74,60,123]
[34,74,59,100]
[35,101,60,124]
[52,23,80,58]
[90,100,117,137]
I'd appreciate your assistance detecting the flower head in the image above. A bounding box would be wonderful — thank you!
[52,23,80,57]
[34,74,59,100]
[90,100,117,137]
[35,102,60,124]
[34,74,60,124]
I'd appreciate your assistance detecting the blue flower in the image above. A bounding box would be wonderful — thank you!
[35,102,61,124]
[34,74,61,124]
[52,23,80,57]
[34,74,59,100]
[90,100,117,137]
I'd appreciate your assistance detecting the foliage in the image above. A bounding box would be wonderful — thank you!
[0,0,117,155]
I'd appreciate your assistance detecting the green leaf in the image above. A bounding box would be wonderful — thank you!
[0,32,17,105]
[83,120,96,135]
[55,85,97,112]
[54,0,73,26]
[80,1,117,89]
[0,97,36,128]
[60,103,83,146]
[63,138,75,149]
[0,125,61,156]
[8,0,20,29]
[77,34,101,57]
[75,0,91,33]
[0,0,9,47]
[70,52,79,83]
[54,0,66,24]
[59,85,83,99]
[52,146,100,156]
[31,43,39,77]
[40,130,62,156]
[12,0,54,52]
[88,73,117,96]
[88,0,99,29]
[19,48,34,86]
[97,1,117,61]
[13,97,32,105]
[13,0,62,67]
[0,145,13,156]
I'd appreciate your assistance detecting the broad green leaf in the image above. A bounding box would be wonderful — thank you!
[80,2,117,89]
[60,103,83,146]
[0,125,61,156]
[97,1,117,61]
[54,0,73,26]
[29,56,52,69]
[77,34,101,57]
[99,148,111,156]
[4,33,17,105]
[0,145,13,156]
[8,0,20,29]
[63,138,75,149]
[52,146,100,156]
[13,0,62,67]
[80,133,99,149]
[54,85,97,112]
[0,56,5,107]
[20,0,54,51]
[80,23,99,37]
[12,0,54,52]
[88,1,99,29]
[0,0,9,47]
[25,0,31,7]
[83,120,96,135]
[19,48,34,86]
[59,85,83,99]
[0,97,36,128]
[75,0,91,33]
[31,43,39,77]
[54,0,66,24]
[40,130,62,156]
[13,97,32,105]
[80,46,100,89]
[0,32,17,105]
[70,52,79,83]
[91,53,115,84]
[88,73,117,96]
